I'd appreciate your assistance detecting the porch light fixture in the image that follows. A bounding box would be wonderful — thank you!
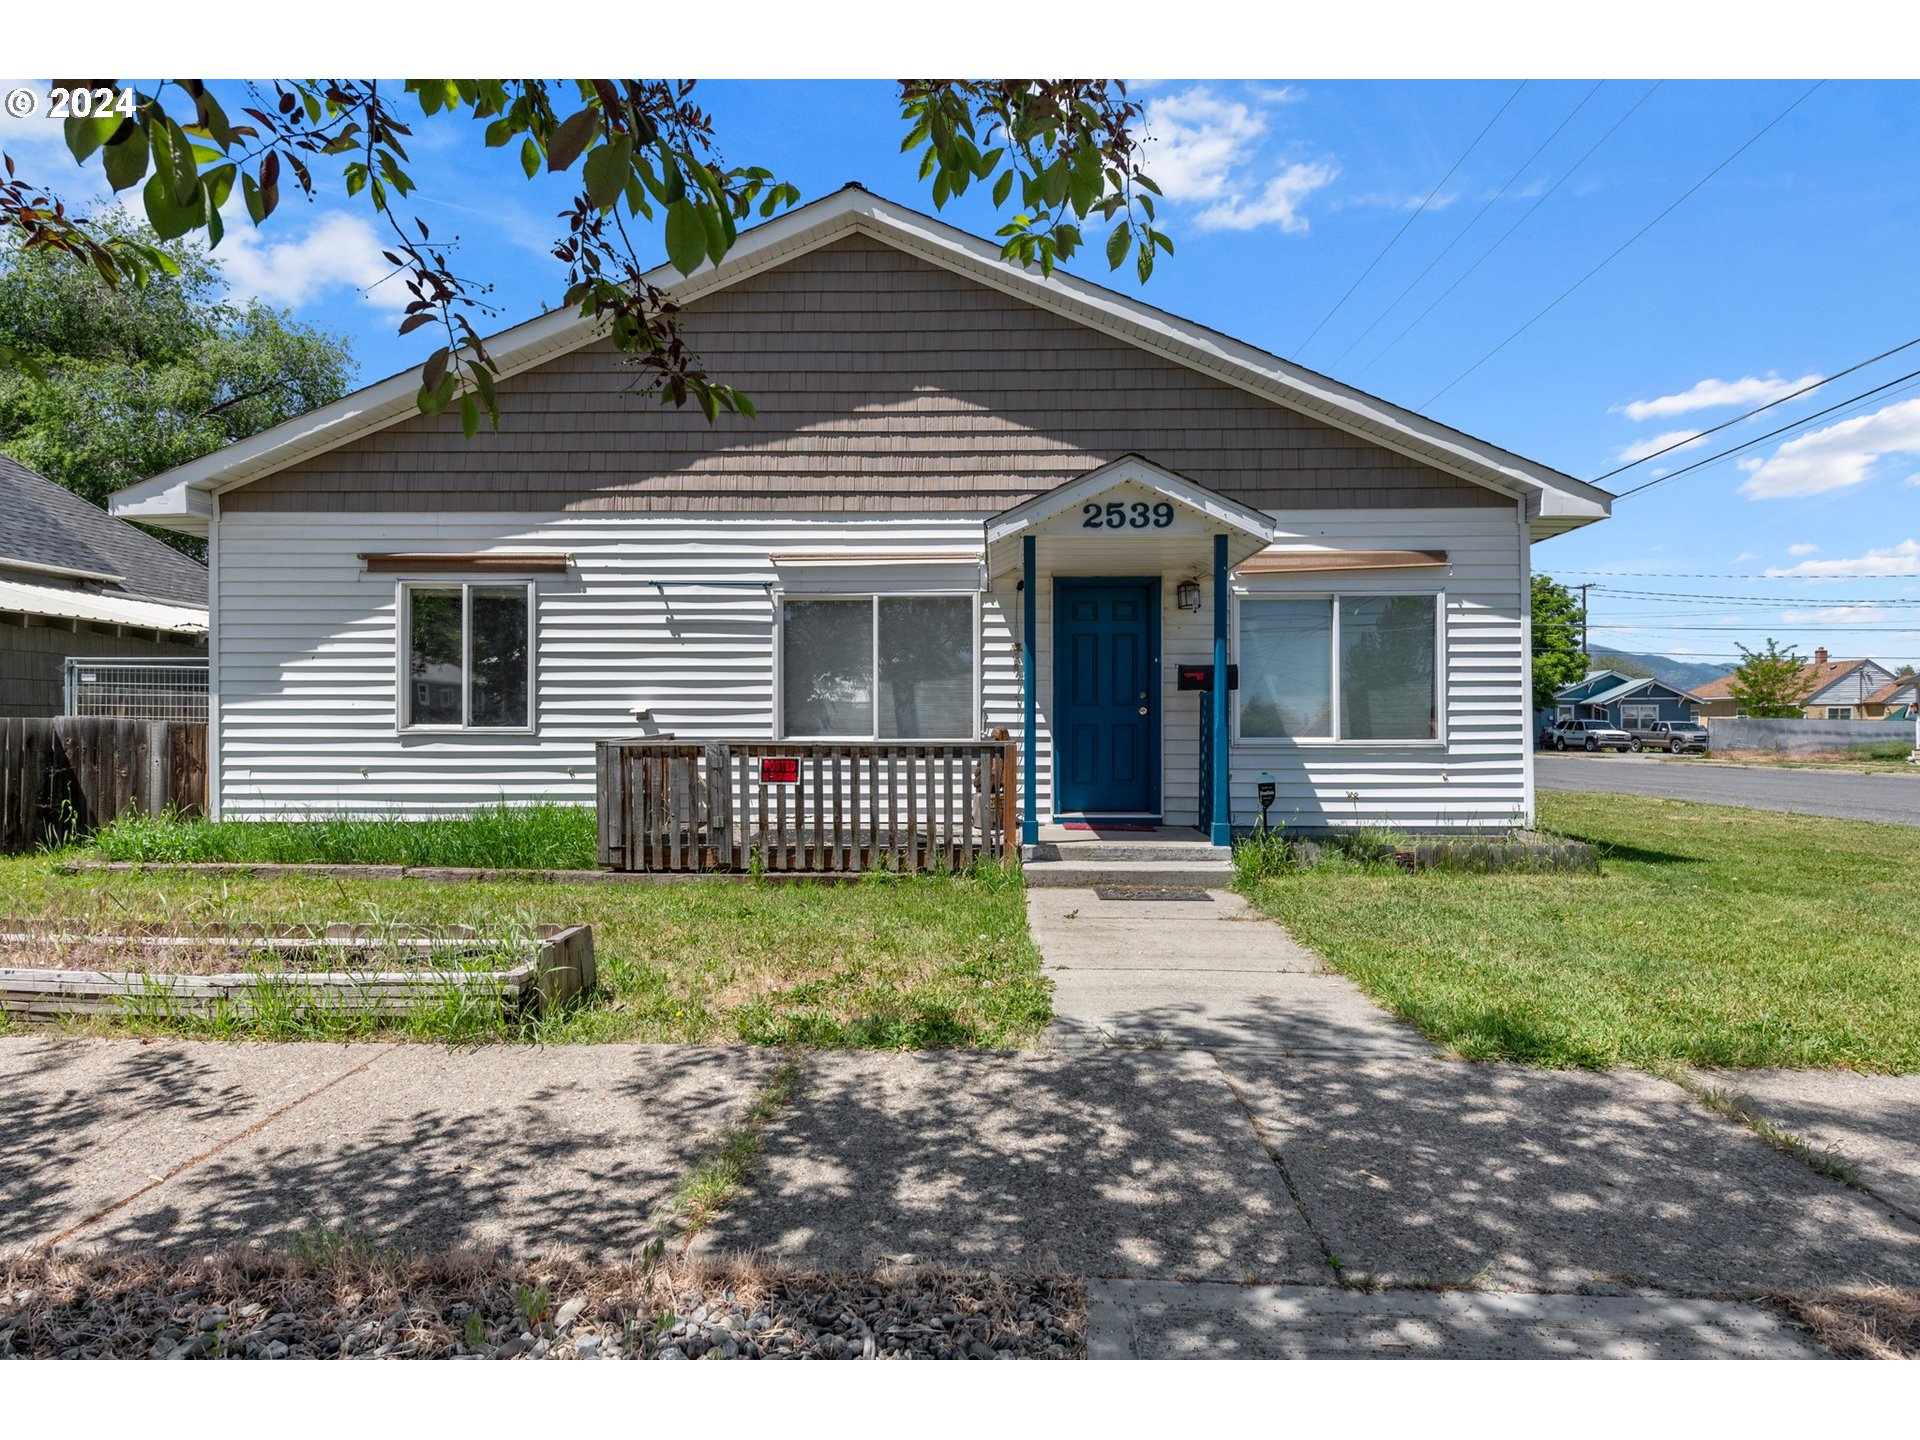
[1176,578,1203,612]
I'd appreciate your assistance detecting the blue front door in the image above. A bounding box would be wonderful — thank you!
[1055,579,1158,816]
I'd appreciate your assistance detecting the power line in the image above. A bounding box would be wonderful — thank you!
[1293,82,1526,359]
[1423,81,1824,407]
[1354,82,1662,383]
[1592,334,1920,483]
[1616,365,1920,499]
[1596,588,1920,606]
[1330,83,1605,372]
[1547,569,1920,580]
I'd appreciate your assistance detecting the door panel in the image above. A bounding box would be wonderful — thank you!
[1055,580,1157,815]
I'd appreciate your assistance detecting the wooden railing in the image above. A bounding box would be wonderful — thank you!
[596,739,1018,873]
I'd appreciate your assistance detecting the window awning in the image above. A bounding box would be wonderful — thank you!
[360,552,571,574]
[1238,548,1448,575]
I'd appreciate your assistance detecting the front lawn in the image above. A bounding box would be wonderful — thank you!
[0,857,1047,1049]
[1239,792,1920,1072]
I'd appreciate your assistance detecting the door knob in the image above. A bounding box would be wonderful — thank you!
[1138,706,1149,715]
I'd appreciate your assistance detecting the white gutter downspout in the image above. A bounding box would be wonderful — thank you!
[1518,495,1535,829]
[206,491,222,821]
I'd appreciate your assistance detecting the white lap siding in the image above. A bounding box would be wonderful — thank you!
[212,511,1004,817]
[212,503,1529,830]
[1224,505,1532,832]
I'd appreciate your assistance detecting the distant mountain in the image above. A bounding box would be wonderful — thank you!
[1589,646,1733,694]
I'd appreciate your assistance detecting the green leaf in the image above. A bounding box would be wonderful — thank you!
[65,113,120,164]
[201,162,236,214]
[470,359,499,420]
[696,200,727,264]
[582,135,632,210]
[520,136,540,179]
[141,170,202,240]
[663,200,706,275]
[546,108,597,171]
[459,391,480,440]
[991,170,1013,208]
[1106,225,1132,270]
[102,134,149,193]
[1136,242,1154,284]
[162,119,201,206]
[241,171,267,224]
[421,345,449,396]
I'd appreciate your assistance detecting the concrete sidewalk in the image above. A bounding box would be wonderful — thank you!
[1028,887,1433,1057]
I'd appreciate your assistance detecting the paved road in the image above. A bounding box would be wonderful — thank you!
[1537,753,1920,826]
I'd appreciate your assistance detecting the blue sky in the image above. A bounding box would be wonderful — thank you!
[7,77,1918,670]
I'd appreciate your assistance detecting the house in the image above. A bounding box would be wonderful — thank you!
[0,454,208,718]
[108,186,1611,837]
[1541,670,1699,734]
[1692,648,1900,720]
[1863,675,1919,721]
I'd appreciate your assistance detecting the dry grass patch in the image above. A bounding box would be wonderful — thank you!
[1773,1285,1920,1359]
[0,1238,1084,1360]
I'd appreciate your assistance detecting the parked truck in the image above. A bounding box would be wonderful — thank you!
[1625,719,1710,754]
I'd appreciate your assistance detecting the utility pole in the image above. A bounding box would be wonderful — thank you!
[1575,583,1595,658]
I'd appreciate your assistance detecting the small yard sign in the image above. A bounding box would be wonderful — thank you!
[758,757,801,784]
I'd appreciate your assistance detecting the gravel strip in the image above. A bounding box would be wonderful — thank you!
[0,1242,1083,1360]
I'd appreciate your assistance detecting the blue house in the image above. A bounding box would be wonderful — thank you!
[1537,670,1701,736]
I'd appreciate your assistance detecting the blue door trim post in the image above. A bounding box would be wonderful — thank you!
[1022,533,1039,845]
[1210,532,1231,845]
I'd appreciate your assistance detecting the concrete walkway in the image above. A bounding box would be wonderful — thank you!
[1028,887,1433,1057]
[6,977,1920,1358]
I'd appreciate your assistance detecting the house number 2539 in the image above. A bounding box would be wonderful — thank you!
[1082,501,1176,529]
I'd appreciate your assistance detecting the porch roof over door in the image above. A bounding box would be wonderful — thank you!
[983,455,1275,578]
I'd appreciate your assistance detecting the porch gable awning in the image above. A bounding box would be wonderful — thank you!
[983,454,1276,577]
[1238,548,1449,575]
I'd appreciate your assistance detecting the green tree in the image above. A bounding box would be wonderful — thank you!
[2,79,1165,435]
[1728,638,1809,718]
[1531,575,1588,712]
[0,214,353,553]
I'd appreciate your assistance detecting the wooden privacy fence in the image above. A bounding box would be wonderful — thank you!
[597,739,1018,873]
[0,717,208,853]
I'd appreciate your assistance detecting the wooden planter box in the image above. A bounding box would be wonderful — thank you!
[0,922,594,1021]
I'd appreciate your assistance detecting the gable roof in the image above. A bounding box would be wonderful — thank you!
[1583,676,1699,707]
[0,453,205,607]
[1692,658,1871,702]
[111,186,1611,539]
[1866,676,1920,705]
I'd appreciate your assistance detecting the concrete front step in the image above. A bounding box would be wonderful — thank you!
[1023,858,1236,888]
[1022,841,1232,864]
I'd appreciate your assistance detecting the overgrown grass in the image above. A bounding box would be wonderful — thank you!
[1238,791,1920,1072]
[0,856,1048,1049]
[86,802,599,870]
[672,1058,803,1240]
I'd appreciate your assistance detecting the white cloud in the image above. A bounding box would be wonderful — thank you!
[1138,85,1336,235]
[1766,539,1920,579]
[218,210,410,315]
[1138,88,1268,203]
[1616,372,1823,423]
[1786,543,1820,556]
[1734,551,1760,561]
[1781,605,1892,625]
[1251,84,1307,104]
[1196,162,1340,233]
[1739,397,1920,500]
[1615,429,1704,464]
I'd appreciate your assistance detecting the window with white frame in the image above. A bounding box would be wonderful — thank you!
[1238,594,1440,741]
[780,594,977,739]
[1621,703,1660,728]
[400,582,534,730]
[1556,704,1576,720]
[1826,705,1855,719]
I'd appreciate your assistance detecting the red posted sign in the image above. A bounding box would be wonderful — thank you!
[759,757,800,784]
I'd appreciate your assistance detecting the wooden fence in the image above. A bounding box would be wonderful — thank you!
[597,739,1017,873]
[0,717,208,853]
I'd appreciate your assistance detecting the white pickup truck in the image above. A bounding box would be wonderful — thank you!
[1625,719,1711,753]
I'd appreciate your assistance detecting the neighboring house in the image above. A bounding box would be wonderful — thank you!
[0,454,207,717]
[1863,675,1919,720]
[1540,670,1700,734]
[109,186,1610,835]
[1692,648,1900,720]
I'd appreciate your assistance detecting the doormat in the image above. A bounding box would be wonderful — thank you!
[1093,886,1214,902]
[1061,822,1156,831]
